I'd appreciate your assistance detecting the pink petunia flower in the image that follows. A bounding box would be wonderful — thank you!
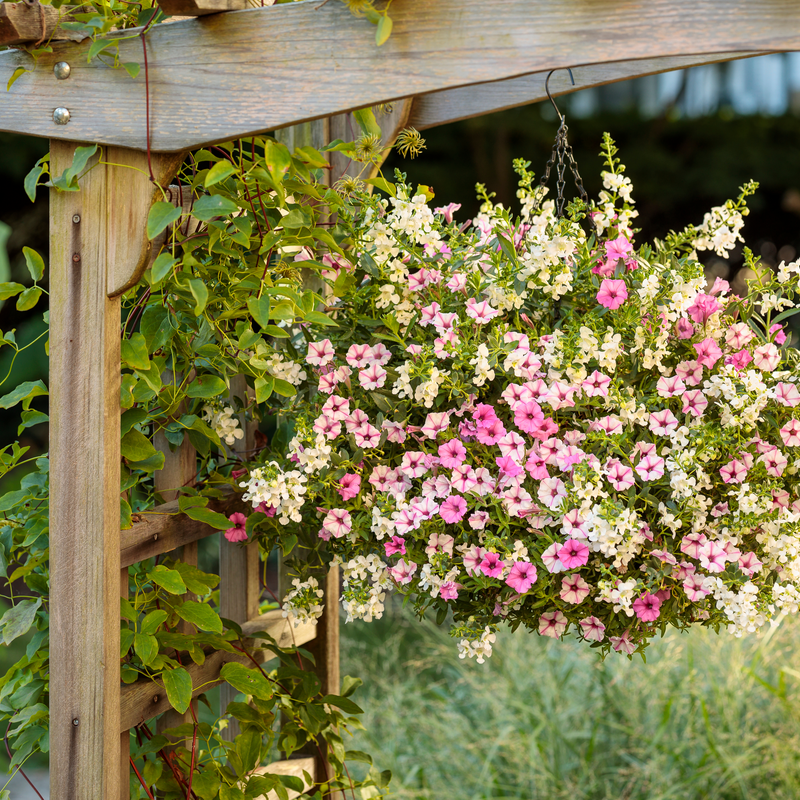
[358,363,387,390]
[307,339,335,367]
[753,343,781,371]
[439,581,460,601]
[686,293,722,325]
[384,536,406,557]
[435,202,461,223]
[476,418,507,446]
[725,349,753,371]
[440,495,468,524]
[693,338,723,369]
[506,561,538,593]
[514,400,545,434]
[683,574,710,601]
[224,512,248,543]
[719,459,748,484]
[465,298,501,324]
[560,573,590,604]
[579,616,606,642]
[605,458,635,491]
[496,455,524,478]
[633,593,662,622]
[770,323,788,345]
[596,279,628,310]
[558,538,590,570]
[676,360,704,386]
[675,318,695,339]
[538,610,568,639]
[681,389,708,417]
[387,558,417,585]
[337,473,361,501]
[582,370,612,398]
[322,508,352,538]
[656,375,686,398]
[468,510,490,530]
[538,477,567,511]
[780,419,800,447]
[610,630,637,655]
[680,532,707,559]
[421,412,451,440]
[775,382,800,408]
[541,542,566,574]
[636,455,665,482]
[649,409,679,436]
[738,551,763,576]
[438,439,467,469]
[479,551,506,578]
[698,540,727,573]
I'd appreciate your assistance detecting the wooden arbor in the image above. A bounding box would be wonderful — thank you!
[1,0,800,796]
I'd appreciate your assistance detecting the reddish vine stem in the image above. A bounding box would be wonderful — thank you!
[4,716,45,800]
[129,756,157,800]
[138,8,160,184]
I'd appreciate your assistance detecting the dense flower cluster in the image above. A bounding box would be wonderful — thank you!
[242,135,800,658]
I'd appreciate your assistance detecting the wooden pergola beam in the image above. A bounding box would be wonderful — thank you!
[407,52,765,131]
[1,0,798,152]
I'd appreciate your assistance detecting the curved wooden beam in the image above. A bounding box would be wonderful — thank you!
[1,0,798,151]
[407,52,764,131]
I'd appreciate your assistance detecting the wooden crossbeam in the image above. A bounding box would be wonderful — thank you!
[120,487,245,567]
[1,0,798,151]
[0,2,84,46]
[121,610,317,732]
[407,52,764,131]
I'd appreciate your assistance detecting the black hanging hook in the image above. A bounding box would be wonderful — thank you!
[544,68,575,124]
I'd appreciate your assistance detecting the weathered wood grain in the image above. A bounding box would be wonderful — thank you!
[120,486,246,567]
[120,610,316,731]
[49,140,157,800]
[219,375,262,737]
[153,378,199,743]
[157,0,247,17]
[407,52,763,131]
[1,0,798,151]
[0,2,85,46]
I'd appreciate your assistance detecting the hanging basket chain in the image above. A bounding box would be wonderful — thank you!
[534,116,588,218]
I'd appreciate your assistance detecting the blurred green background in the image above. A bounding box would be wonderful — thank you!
[3,56,800,798]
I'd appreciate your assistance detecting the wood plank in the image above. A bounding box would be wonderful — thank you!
[251,757,317,800]
[158,0,248,16]
[1,0,798,151]
[407,52,764,130]
[121,611,316,731]
[48,141,177,800]
[219,375,262,736]
[0,2,85,46]
[154,378,199,743]
[120,487,246,567]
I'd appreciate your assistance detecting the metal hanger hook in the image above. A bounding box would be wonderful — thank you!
[544,67,575,122]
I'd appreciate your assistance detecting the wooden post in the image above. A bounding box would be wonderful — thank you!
[49,140,180,799]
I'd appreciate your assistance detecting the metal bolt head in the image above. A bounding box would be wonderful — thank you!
[72,214,81,224]
[53,107,70,125]
[72,718,79,726]
[53,61,71,80]
[72,253,80,263]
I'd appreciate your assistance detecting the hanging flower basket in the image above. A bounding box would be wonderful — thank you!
[238,134,800,659]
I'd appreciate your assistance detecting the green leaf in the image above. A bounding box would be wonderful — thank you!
[341,675,362,697]
[7,66,27,92]
[52,144,98,191]
[0,380,48,410]
[364,176,396,197]
[121,332,151,370]
[236,728,262,774]
[18,409,48,434]
[140,609,169,635]
[24,155,48,202]
[270,302,295,321]
[205,161,237,188]
[183,505,232,530]
[16,287,42,311]
[375,13,393,45]
[220,662,273,700]
[22,247,45,282]
[303,310,338,327]
[146,201,182,240]
[264,140,292,181]
[279,209,310,230]
[162,666,192,714]
[176,600,223,633]
[134,632,159,665]
[120,627,134,657]
[247,294,271,328]
[220,786,246,800]
[263,324,289,338]
[186,375,226,398]
[1,598,40,645]
[0,282,24,301]
[294,146,328,168]
[151,252,177,285]
[191,194,238,221]
[189,278,208,316]
[87,37,115,62]
[122,61,140,79]
[353,107,382,138]
[320,694,363,714]
[120,429,157,461]
[254,376,274,403]
[272,378,296,398]
[148,565,187,595]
